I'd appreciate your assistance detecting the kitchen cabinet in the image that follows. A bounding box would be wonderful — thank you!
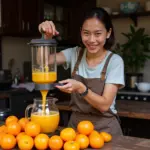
[0,0,20,35]
[67,0,96,44]
[43,0,96,44]
[0,0,42,36]
[43,0,70,42]
[120,117,150,139]
[18,0,42,36]
[0,0,96,40]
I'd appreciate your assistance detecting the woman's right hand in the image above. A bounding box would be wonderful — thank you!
[38,21,59,39]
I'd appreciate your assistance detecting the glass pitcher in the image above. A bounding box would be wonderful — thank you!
[25,97,60,133]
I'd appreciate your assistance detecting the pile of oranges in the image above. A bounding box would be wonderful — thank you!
[0,116,112,150]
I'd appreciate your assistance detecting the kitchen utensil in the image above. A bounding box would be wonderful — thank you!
[135,82,150,92]
[25,97,59,133]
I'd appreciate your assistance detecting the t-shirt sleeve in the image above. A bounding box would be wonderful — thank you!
[61,46,78,70]
[105,54,125,89]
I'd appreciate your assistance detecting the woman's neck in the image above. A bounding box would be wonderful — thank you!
[86,48,107,67]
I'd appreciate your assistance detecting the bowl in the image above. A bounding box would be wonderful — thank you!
[135,82,150,92]
[120,2,139,14]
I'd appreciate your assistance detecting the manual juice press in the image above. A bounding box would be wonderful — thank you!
[29,38,58,90]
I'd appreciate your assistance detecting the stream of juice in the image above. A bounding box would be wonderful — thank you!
[31,72,59,132]
[40,90,48,115]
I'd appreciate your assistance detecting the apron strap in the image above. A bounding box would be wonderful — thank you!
[72,47,84,77]
[101,53,113,80]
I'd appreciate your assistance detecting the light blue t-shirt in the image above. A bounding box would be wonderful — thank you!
[62,46,125,113]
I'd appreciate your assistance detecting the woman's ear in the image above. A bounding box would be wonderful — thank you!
[107,28,112,39]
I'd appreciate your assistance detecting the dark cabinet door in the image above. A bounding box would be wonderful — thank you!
[18,0,42,36]
[1,0,20,35]
[68,0,96,44]
[120,117,150,139]
[0,0,42,36]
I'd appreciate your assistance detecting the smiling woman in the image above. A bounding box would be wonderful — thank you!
[38,7,125,135]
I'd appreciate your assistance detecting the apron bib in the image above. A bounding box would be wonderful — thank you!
[68,48,123,135]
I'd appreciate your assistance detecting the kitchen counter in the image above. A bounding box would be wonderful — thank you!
[56,100,150,120]
[1,88,150,120]
[0,88,70,100]
[0,134,149,150]
[90,135,150,150]
[0,124,149,150]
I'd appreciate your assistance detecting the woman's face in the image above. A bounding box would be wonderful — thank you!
[81,17,111,54]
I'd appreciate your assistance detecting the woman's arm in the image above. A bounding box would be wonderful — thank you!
[49,52,67,65]
[36,48,66,66]
[37,21,67,65]
[78,83,119,112]
[56,79,119,112]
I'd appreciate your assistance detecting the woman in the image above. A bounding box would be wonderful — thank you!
[38,7,125,135]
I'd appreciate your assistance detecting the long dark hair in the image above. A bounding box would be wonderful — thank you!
[80,7,115,50]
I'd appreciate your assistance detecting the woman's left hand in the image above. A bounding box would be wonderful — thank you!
[55,79,86,94]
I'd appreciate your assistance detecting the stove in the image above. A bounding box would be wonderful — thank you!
[117,91,150,102]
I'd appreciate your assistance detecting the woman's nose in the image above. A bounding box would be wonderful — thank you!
[89,35,96,42]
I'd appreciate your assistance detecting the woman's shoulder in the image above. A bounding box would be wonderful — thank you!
[109,51,124,63]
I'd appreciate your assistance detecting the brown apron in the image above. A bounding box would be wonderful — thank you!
[68,48,123,135]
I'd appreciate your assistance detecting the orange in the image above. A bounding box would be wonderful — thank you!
[1,133,16,149]
[18,135,34,150]
[64,141,80,150]
[7,121,21,136]
[18,117,29,131]
[0,125,7,133]
[75,134,89,149]
[100,131,112,142]
[5,115,18,125]
[25,121,41,137]
[77,120,94,135]
[34,133,49,150]
[49,135,63,150]
[16,132,26,142]
[89,130,104,149]
[0,132,6,146]
[60,128,76,142]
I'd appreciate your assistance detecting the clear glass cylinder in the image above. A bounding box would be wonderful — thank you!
[31,45,57,84]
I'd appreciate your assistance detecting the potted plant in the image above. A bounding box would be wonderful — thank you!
[114,25,150,89]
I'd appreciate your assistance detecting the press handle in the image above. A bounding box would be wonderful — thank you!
[25,104,33,120]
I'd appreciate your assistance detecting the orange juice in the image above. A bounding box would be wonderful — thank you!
[32,72,57,83]
[40,90,48,114]
[31,111,60,133]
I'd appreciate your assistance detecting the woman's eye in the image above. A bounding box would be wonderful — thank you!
[95,33,101,36]
[83,32,89,36]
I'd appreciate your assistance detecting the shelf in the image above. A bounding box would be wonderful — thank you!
[111,11,150,26]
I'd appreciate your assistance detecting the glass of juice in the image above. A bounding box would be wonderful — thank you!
[25,97,60,133]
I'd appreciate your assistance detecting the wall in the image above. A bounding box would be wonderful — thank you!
[2,36,32,76]
[97,0,150,82]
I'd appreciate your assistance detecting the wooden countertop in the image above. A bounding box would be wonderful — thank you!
[0,136,149,150]
[89,135,150,150]
[0,125,149,150]
[56,100,150,120]
[0,127,149,150]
